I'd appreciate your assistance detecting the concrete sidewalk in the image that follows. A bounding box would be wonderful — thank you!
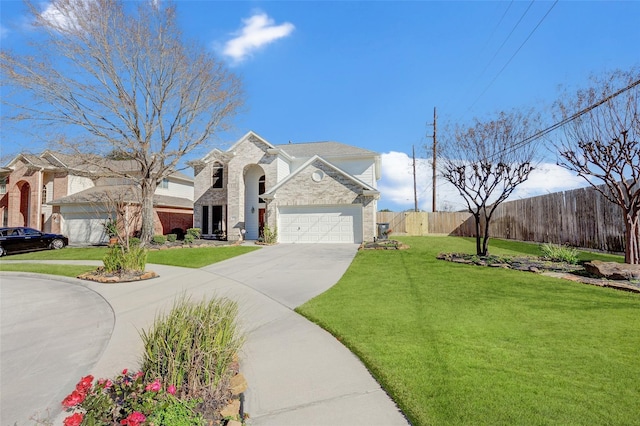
[1,244,408,425]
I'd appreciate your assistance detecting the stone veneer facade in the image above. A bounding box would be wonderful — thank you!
[194,133,379,243]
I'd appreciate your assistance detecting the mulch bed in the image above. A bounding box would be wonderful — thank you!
[77,267,158,283]
[360,240,410,250]
[437,253,640,293]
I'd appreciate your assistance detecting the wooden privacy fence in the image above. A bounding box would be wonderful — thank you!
[377,185,628,253]
[376,211,474,236]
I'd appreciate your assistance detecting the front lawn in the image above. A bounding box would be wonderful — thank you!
[0,263,96,277]
[0,246,260,269]
[296,236,640,426]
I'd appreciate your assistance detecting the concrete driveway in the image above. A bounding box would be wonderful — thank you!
[0,276,113,425]
[1,244,409,426]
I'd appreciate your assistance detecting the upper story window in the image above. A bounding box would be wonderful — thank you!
[212,163,223,188]
[258,175,265,203]
[159,178,169,189]
[41,185,47,204]
[0,177,6,195]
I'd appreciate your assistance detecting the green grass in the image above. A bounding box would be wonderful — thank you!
[0,246,259,269]
[146,246,259,268]
[0,263,96,277]
[296,236,640,426]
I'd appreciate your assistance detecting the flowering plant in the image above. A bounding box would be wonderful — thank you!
[62,369,181,426]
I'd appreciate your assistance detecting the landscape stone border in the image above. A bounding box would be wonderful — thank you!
[437,253,640,294]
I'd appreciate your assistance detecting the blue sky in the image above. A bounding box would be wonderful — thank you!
[1,1,639,211]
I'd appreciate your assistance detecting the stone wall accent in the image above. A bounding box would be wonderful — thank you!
[274,160,361,206]
[194,134,279,241]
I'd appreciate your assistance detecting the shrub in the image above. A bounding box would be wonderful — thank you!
[153,235,167,245]
[184,234,195,244]
[140,296,244,401]
[128,237,141,247]
[540,243,579,264]
[166,233,177,242]
[61,370,205,425]
[148,396,206,426]
[103,245,148,273]
[261,225,278,244]
[186,228,201,239]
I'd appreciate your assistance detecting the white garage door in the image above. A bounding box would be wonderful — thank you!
[278,205,362,243]
[63,214,109,245]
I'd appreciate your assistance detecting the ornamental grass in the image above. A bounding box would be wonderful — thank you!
[140,295,244,403]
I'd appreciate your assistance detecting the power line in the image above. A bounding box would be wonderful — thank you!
[474,0,534,89]
[469,0,559,111]
[491,77,640,160]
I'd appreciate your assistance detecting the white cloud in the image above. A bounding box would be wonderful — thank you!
[223,13,294,63]
[378,151,589,212]
[39,1,84,32]
[0,24,8,39]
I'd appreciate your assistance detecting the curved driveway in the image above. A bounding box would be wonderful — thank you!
[0,276,113,425]
[1,244,408,426]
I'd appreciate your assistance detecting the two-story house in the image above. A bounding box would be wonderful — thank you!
[0,151,194,245]
[192,131,381,243]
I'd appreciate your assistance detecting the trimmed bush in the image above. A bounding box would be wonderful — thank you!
[140,296,244,401]
[184,234,195,244]
[186,228,201,239]
[166,233,177,243]
[540,243,579,264]
[153,235,167,245]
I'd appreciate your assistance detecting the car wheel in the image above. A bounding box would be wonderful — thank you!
[0,246,5,256]
[50,239,65,250]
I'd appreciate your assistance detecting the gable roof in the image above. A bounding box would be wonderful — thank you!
[275,141,378,159]
[3,151,192,182]
[48,185,192,208]
[200,131,277,163]
[263,155,379,198]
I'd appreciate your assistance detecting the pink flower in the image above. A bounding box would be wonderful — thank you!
[122,368,128,375]
[145,379,161,392]
[120,411,146,426]
[167,384,176,395]
[105,379,113,389]
[63,413,84,426]
[62,390,86,408]
[76,375,93,393]
[134,371,144,380]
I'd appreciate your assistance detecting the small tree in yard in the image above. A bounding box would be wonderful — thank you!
[555,68,640,264]
[440,110,540,256]
[1,0,243,245]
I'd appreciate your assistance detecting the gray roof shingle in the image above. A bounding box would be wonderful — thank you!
[48,185,192,209]
[274,141,378,158]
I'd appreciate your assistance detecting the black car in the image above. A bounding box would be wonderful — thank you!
[0,227,69,256]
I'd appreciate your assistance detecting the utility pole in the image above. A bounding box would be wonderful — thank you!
[412,145,418,212]
[432,107,437,212]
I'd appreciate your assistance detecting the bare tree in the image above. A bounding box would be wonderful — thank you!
[440,110,540,256]
[1,0,243,244]
[555,68,640,264]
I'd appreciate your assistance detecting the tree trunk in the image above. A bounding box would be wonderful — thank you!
[474,213,482,256]
[481,213,491,256]
[139,179,156,245]
[624,212,640,264]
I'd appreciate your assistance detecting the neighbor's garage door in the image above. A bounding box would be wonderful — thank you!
[278,205,362,243]
[62,213,109,245]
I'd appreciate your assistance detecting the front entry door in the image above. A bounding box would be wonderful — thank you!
[258,208,265,238]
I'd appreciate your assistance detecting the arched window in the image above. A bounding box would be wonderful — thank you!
[212,162,223,188]
[41,185,47,204]
[258,175,265,203]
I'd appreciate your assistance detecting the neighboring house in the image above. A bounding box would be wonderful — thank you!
[191,131,381,243]
[0,151,194,245]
